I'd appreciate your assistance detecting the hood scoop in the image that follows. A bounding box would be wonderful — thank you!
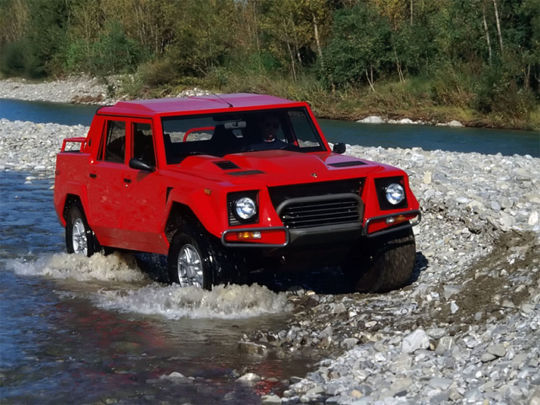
[328,160,366,168]
[214,160,240,170]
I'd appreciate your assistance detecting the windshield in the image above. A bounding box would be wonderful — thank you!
[161,107,325,164]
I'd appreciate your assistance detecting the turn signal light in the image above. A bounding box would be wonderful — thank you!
[386,215,408,225]
[237,231,262,240]
[224,229,287,245]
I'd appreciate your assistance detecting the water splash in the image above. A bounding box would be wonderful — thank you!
[8,252,146,283]
[95,283,291,319]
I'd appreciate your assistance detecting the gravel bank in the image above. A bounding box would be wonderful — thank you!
[1,119,539,404]
[0,77,112,104]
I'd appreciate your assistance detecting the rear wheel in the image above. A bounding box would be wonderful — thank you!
[343,227,416,293]
[65,203,97,257]
[167,221,239,289]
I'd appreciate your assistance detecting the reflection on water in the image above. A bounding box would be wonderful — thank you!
[0,171,313,403]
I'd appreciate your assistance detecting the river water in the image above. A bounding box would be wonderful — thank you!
[1,99,539,402]
[0,170,318,403]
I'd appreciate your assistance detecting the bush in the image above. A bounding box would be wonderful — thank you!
[0,40,45,78]
[475,65,535,120]
[139,59,177,86]
[62,22,145,75]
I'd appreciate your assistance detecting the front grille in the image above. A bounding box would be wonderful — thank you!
[278,194,362,229]
[269,178,364,207]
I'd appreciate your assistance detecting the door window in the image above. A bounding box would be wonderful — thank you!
[132,123,155,167]
[103,120,126,163]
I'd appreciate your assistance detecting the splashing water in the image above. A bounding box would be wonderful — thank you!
[8,252,147,283]
[95,283,291,319]
[7,251,290,319]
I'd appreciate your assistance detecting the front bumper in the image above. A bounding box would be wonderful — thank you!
[220,209,421,247]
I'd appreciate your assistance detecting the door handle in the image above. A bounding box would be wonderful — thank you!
[89,173,97,179]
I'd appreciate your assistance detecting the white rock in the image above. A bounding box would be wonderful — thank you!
[529,211,539,226]
[402,329,430,353]
[447,120,464,127]
[358,115,385,124]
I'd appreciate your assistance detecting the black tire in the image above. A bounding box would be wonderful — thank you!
[167,221,238,290]
[65,203,97,257]
[343,227,416,293]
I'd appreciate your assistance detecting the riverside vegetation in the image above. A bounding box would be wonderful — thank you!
[0,0,539,130]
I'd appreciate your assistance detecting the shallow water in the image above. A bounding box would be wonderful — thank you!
[0,171,314,404]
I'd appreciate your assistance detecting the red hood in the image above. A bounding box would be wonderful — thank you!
[165,150,401,187]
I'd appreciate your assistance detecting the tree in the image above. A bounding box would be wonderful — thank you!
[322,3,393,89]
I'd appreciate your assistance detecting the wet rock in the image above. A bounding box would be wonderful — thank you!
[238,341,268,356]
[261,394,282,404]
[237,373,261,384]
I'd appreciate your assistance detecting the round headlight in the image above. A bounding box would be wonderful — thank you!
[385,183,405,205]
[235,197,257,220]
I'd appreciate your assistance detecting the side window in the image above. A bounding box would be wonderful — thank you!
[103,120,126,163]
[133,123,155,167]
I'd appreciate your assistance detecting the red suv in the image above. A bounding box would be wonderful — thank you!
[54,94,420,292]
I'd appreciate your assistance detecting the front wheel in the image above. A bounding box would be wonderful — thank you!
[343,227,416,293]
[167,222,238,290]
[65,203,97,257]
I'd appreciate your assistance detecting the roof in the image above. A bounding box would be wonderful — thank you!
[97,93,301,117]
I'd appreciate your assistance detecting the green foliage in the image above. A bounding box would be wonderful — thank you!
[63,22,145,75]
[474,63,535,120]
[0,0,537,126]
[322,4,392,88]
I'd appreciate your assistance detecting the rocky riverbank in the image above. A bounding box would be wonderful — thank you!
[1,119,539,403]
[0,76,113,104]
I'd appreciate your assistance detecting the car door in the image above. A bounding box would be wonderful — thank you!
[121,120,169,254]
[87,118,130,247]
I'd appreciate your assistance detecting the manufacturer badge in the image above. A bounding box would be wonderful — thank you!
[312,173,318,178]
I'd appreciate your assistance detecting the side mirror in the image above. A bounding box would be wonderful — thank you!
[333,143,346,154]
[129,158,154,172]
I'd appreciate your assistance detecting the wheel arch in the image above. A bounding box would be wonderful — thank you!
[63,194,84,222]
[164,202,205,243]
